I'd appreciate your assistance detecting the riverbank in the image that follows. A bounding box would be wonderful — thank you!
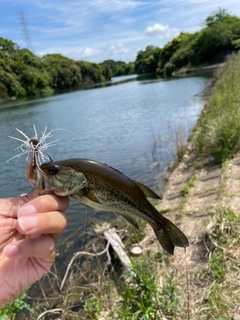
[92,53,240,319]
[173,62,225,76]
[138,54,240,319]
[139,144,240,319]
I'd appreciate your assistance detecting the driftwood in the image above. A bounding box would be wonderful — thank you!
[103,228,132,271]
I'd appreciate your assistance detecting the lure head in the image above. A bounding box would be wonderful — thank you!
[35,161,87,196]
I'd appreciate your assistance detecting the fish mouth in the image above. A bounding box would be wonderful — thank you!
[35,167,70,196]
[35,168,52,194]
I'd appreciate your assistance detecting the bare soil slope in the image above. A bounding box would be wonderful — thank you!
[140,146,240,319]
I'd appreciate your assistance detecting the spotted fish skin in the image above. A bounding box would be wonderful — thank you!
[37,158,189,254]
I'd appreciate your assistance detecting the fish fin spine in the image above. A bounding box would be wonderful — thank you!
[131,180,161,200]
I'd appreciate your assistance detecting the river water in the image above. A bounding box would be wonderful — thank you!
[0,74,211,267]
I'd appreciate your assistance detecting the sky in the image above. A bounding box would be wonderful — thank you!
[1,0,240,63]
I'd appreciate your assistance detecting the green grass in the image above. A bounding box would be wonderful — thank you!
[114,257,179,320]
[82,255,180,320]
[0,293,34,320]
[84,297,102,320]
[194,52,240,163]
[197,208,240,319]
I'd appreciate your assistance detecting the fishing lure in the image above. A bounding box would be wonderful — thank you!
[7,124,57,184]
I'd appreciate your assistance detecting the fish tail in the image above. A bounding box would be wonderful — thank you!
[151,217,189,255]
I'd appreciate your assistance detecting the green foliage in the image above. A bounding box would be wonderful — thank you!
[0,41,112,101]
[2,8,240,101]
[136,9,240,76]
[232,39,240,48]
[0,82,9,100]
[84,297,102,319]
[115,257,179,319]
[102,59,135,77]
[0,37,19,52]
[0,69,25,97]
[159,32,194,75]
[191,11,240,65]
[195,52,240,163]
[135,46,161,74]
[205,8,232,27]
[197,207,240,319]
[0,293,34,320]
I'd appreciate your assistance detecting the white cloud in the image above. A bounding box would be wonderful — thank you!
[144,23,179,39]
[36,46,101,60]
[80,47,101,58]
[108,42,129,56]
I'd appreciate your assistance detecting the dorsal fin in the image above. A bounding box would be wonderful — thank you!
[131,180,161,200]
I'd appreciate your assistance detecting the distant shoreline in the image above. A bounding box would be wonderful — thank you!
[173,62,225,76]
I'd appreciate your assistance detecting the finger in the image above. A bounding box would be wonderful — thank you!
[0,188,40,218]
[18,193,69,218]
[21,188,41,202]
[3,237,56,262]
[17,210,67,239]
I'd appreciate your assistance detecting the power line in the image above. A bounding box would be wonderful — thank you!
[156,0,226,17]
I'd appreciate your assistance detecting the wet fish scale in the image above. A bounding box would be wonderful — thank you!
[36,158,189,254]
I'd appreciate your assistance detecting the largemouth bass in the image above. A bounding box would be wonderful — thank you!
[36,158,189,254]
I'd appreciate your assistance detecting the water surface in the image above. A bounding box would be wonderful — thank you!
[0,74,211,262]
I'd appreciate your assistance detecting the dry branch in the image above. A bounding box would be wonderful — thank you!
[60,241,111,291]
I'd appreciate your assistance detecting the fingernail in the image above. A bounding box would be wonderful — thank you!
[18,216,38,232]
[18,205,37,217]
[3,244,19,258]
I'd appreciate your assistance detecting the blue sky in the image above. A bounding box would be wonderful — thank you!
[1,0,240,63]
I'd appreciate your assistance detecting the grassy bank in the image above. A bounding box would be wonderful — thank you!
[194,52,240,163]
[81,52,240,319]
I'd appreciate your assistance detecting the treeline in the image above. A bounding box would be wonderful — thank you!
[0,39,112,101]
[135,9,240,76]
[1,9,240,101]
[102,59,135,76]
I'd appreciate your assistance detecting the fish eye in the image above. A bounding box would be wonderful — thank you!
[48,165,59,175]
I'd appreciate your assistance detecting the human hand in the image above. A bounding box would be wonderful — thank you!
[0,188,69,308]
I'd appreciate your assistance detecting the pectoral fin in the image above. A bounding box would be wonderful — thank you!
[119,213,139,229]
[132,180,161,200]
[86,192,101,204]
[82,187,101,204]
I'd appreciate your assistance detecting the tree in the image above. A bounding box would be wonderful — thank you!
[0,37,19,52]
[191,9,240,64]
[101,60,134,77]
[205,8,229,27]
[135,46,161,74]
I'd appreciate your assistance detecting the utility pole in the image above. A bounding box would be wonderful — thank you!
[20,11,33,51]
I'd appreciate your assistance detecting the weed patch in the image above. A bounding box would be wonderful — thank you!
[115,257,180,320]
[197,207,240,319]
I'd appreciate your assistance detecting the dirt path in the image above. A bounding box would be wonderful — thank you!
[140,146,240,319]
